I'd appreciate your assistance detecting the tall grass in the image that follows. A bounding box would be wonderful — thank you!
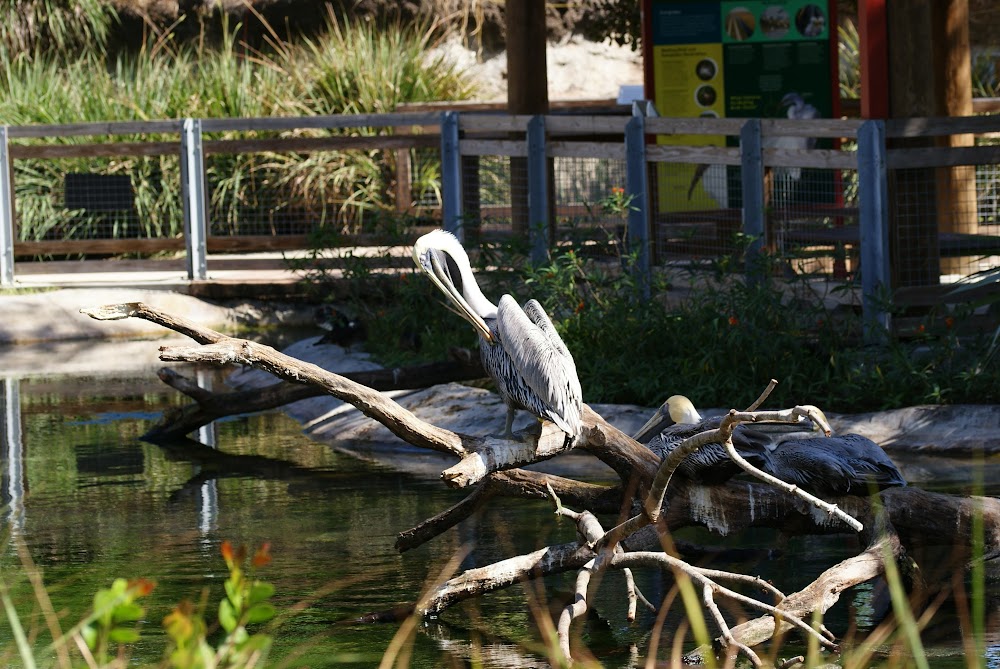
[0,0,114,58]
[1,10,474,243]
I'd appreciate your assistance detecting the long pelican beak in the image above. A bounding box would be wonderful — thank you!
[632,402,671,442]
[415,246,495,344]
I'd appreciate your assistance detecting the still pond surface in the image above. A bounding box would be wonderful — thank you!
[2,341,1000,667]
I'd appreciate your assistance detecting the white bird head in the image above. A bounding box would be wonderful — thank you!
[412,230,497,343]
[780,92,819,121]
[666,395,703,424]
[632,394,703,442]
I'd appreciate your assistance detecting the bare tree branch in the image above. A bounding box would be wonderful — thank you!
[148,355,488,440]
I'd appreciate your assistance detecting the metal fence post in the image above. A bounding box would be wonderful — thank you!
[526,115,549,265]
[857,119,891,342]
[0,127,15,287]
[180,118,208,281]
[625,105,650,300]
[440,111,464,241]
[740,119,765,284]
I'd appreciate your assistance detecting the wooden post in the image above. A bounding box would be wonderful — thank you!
[931,0,977,277]
[882,0,977,288]
[886,2,939,288]
[506,0,549,240]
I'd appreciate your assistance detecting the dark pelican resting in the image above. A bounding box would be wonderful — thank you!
[637,395,774,485]
[638,395,906,496]
[412,229,583,441]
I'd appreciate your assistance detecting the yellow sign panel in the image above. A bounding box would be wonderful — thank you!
[653,42,727,211]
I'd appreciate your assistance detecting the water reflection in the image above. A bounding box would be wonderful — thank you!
[2,377,25,537]
[0,352,998,667]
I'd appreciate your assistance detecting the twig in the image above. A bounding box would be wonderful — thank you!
[395,482,497,552]
[557,557,598,658]
[744,379,778,412]
[702,583,761,667]
[613,552,838,653]
[723,438,863,532]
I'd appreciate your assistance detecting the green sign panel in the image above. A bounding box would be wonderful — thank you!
[647,0,837,210]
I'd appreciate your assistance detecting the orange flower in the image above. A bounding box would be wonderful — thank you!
[575,300,585,314]
[917,324,926,334]
[944,316,954,329]
[611,186,625,195]
[128,578,156,597]
[252,543,272,568]
[221,540,234,564]
[728,316,739,327]
[220,540,246,567]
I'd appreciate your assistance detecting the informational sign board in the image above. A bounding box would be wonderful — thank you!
[644,0,838,212]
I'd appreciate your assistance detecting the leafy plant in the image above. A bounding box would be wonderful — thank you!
[2,10,474,248]
[80,577,156,663]
[164,541,276,669]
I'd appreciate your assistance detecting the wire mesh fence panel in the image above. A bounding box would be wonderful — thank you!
[205,139,442,243]
[406,146,445,215]
[888,162,1000,287]
[460,154,513,240]
[768,166,860,281]
[649,160,744,263]
[207,150,363,239]
[14,155,181,245]
[978,159,1000,229]
[886,129,1000,291]
[552,156,628,251]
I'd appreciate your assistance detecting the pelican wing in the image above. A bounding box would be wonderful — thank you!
[496,295,583,436]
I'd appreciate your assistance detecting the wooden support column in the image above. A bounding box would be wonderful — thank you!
[932,0,977,277]
[886,2,939,288]
[880,0,977,288]
[506,0,550,241]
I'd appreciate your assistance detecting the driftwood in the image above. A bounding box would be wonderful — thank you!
[83,302,1000,666]
[148,354,486,439]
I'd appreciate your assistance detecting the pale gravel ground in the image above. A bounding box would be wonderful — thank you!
[429,34,644,101]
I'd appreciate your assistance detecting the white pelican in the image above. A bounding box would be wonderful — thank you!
[412,230,583,441]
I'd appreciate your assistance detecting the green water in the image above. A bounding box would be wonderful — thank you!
[2,366,999,667]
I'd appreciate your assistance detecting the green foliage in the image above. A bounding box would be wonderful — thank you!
[839,18,861,100]
[80,577,155,661]
[1,10,473,245]
[330,227,1000,414]
[162,541,276,669]
[0,541,276,669]
[0,0,115,58]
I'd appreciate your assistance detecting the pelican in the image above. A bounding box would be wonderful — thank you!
[635,395,774,484]
[412,230,583,441]
[772,92,819,183]
[635,395,906,496]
